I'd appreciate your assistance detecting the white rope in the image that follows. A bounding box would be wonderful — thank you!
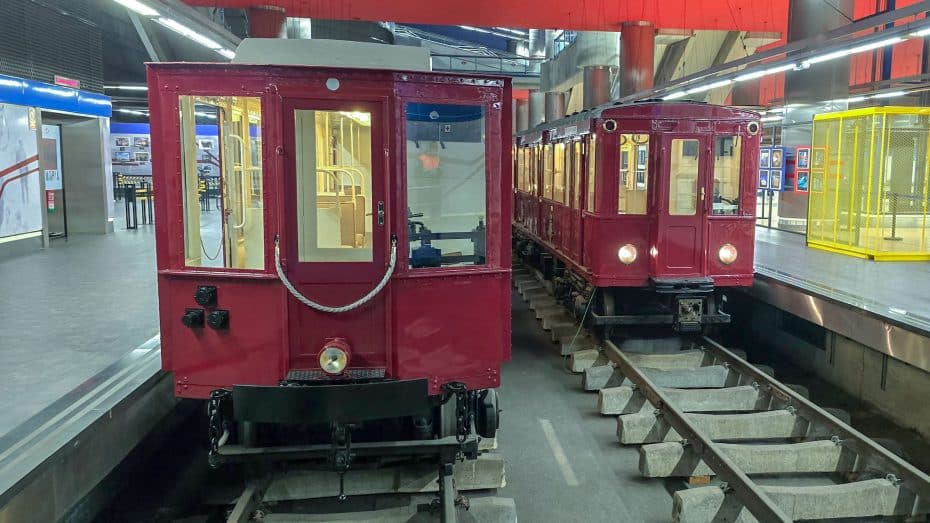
[274,235,397,313]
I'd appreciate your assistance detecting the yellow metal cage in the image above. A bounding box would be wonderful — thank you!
[807,106,930,261]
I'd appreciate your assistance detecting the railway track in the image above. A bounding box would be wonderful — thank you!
[512,265,930,522]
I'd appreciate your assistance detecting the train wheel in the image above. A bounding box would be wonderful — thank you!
[476,389,501,438]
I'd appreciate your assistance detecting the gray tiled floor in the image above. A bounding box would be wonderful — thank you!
[0,223,158,437]
[754,227,930,330]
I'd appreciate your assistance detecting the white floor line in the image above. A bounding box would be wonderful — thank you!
[539,418,580,486]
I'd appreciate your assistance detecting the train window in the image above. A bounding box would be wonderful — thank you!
[294,109,373,263]
[405,103,486,268]
[542,144,553,199]
[669,138,699,215]
[572,140,581,209]
[586,135,597,212]
[618,134,649,214]
[553,142,566,203]
[178,95,264,269]
[713,136,742,215]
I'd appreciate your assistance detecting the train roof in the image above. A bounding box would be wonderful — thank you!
[515,100,761,141]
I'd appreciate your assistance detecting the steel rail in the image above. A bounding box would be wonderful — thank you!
[701,335,930,514]
[603,339,793,522]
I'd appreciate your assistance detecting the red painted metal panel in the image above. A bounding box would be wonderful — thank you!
[148,63,511,399]
[514,102,758,290]
[183,0,789,33]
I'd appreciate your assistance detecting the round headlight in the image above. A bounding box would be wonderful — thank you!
[319,346,349,375]
[618,244,638,265]
[718,243,738,265]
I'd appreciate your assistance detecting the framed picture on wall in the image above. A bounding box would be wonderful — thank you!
[114,136,130,147]
[810,170,824,193]
[114,151,131,162]
[771,147,783,169]
[770,171,783,190]
[199,139,214,150]
[760,148,771,168]
[796,146,811,169]
[759,169,769,189]
[812,147,826,169]
[796,170,809,192]
[135,152,150,162]
[133,137,150,148]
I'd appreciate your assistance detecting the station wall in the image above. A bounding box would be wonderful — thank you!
[734,297,930,440]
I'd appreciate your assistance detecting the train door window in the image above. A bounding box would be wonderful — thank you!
[712,136,742,215]
[669,138,699,215]
[294,109,373,262]
[572,140,581,209]
[178,95,264,269]
[553,142,566,203]
[543,144,553,199]
[586,135,597,212]
[618,134,649,214]
[405,103,486,268]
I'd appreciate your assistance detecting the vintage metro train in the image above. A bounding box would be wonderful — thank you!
[513,102,760,333]
[147,60,511,475]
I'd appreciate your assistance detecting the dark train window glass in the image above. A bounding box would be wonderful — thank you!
[586,135,597,212]
[553,142,566,203]
[713,136,742,216]
[669,138,699,216]
[179,95,264,269]
[618,134,649,215]
[405,103,486,268]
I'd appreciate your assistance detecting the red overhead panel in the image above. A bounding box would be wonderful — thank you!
[183,0,789,32]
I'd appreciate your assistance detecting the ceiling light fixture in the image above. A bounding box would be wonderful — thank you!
[112,0,158,17]
[871,90,908,99]
[663,91,688,100]
[734,63,797,82]
[156,17,222,50]
[685,79,733,94]
[104,85,149,91]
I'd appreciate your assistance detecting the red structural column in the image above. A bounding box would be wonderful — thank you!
[619,21,655,97]
[248,5,287,38]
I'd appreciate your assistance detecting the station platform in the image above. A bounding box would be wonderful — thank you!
[753,227,930,334]
[0,226,159,438]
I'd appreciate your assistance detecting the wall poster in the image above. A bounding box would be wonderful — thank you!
[0,103,42,239]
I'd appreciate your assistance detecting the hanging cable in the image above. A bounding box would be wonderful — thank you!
[274,234,397,313]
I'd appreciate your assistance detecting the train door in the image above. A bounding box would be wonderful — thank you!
[655,134,709,277]
[281,99,389,372]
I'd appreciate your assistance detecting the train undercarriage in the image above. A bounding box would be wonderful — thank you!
[205,382,501,522]
[514,237,730,336]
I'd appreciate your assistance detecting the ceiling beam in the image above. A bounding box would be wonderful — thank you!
[129,12,169,62]
[180,0,788,33]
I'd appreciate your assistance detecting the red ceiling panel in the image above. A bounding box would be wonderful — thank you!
[183,0,789,33]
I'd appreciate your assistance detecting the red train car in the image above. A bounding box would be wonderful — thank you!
[147,62,510,472]
[513,102,760,332]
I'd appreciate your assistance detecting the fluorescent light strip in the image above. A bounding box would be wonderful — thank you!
[663,91,688,100]
[760,115,784,122]
[849,36,903,54]
[112,0,158,17]
[686,79,733,94]
[217,48,235,60]
[105,85,148,91]
[118,108,146,115]
[156,17,222,50]
[910,27,930,37]
[871,90,907,98]
[734,62,797,82]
